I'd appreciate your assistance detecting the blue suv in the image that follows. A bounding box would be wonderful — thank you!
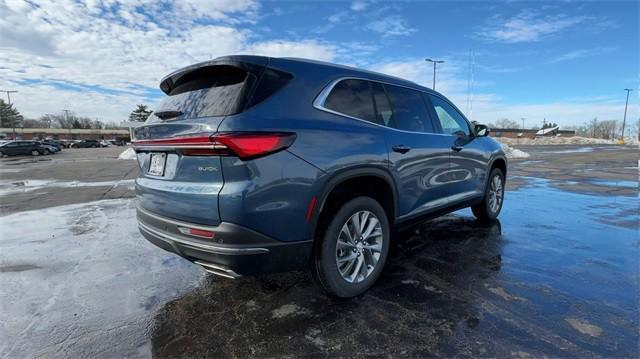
[133,56,506,297]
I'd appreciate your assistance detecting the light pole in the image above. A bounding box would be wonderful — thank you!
[425,58,445,90]
[0,89,18,139]
[621,88,632,141]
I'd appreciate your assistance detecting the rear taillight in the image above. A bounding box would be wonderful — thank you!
[132,132,296,160]
[213,133,296,160]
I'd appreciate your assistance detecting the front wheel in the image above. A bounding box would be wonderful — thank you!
[472,168,505,221]
[311,196,390,298]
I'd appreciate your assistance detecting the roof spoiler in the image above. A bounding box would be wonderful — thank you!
[159,56,270,95]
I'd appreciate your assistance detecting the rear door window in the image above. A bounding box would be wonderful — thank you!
[384,85,435,133]
[323,79,376,123]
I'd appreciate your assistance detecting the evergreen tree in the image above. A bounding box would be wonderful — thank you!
[128,104,152,122]
[0,99,24,128]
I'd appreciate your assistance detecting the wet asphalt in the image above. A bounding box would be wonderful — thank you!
[0,145,638,357]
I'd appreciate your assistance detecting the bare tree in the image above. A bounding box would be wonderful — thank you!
[488,118,519,129]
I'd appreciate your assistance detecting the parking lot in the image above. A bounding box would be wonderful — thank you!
[0,145,637,357]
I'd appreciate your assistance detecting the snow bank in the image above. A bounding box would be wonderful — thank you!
[495,136,616,146]
[501,144,530,159]
[118,148,136,160]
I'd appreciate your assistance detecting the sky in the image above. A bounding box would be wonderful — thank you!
[0,0,638,128]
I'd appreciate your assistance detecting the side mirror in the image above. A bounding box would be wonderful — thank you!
[475,124,490,137]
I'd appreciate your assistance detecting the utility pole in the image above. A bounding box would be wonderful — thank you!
[621,88,632,141]
[425,58,445,90]
[521,118,525,130]
[0,90,18,139]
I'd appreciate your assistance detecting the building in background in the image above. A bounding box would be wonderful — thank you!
[0,127,130,141]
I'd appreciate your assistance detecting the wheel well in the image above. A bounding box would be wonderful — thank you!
[492,158,507,177]
[317,176,395,232]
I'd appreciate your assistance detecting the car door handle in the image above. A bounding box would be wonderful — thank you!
[392,145,411,154]
[451,145,463,152]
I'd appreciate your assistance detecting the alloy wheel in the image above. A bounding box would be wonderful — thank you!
[335,210,383,283]
[488,174,503,213]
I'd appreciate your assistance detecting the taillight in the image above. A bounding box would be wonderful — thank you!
[132,132,296,160]
[213,133,296,160]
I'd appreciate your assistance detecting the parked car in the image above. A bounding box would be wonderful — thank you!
[109,139,127,146]
[0,141,46,157]
[70,139,102,148]
[132,56,506,297]
[38,142,59,155]
[41,140,62,151]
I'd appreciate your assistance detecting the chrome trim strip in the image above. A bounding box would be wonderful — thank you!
[398,190,482,220]
[138,221,269,255]
[137,205,218,232]
[312,76,454,137]
[132,144,228,151]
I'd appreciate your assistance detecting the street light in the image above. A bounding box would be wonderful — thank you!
[425,58,445,90]
[621,88,632,141]
[0,89,18,139]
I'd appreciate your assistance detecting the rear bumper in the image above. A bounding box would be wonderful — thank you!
[136,205,313,277]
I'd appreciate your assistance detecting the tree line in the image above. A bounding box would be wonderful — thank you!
[0,101,153,129]
[488,117,639,140]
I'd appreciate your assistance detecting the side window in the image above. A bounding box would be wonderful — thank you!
[428,94,471,135]
[324,79,376,123]
[371,82,393,126]
[384,85,435,133]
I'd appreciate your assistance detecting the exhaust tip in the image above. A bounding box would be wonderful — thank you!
[194,260,241,279]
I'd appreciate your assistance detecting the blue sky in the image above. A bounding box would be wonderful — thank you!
[0,0,637,129]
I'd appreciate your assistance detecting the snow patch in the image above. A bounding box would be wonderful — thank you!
[271,304,310,318]
[496,136,617,146]
[0,179,135,196]
[118,148,137,160]
[501,144,530,159]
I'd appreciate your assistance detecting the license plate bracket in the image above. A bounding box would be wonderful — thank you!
[148,153,167,177]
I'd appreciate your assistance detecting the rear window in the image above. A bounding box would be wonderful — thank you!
[150,65,249,121]
[149,65,292,122]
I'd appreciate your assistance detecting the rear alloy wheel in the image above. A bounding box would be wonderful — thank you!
[311,196,390,298]
[472,168,505,221]
[31,150,40,156]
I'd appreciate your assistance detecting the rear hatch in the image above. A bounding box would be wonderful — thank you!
[133,57,292,226]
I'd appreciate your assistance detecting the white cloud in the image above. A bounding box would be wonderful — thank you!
[350,0,369,12]
[546,47,614,64]
[369,58,639,127]
[477,10,589,43]
[366,16,416,37]
[0,0,336,123]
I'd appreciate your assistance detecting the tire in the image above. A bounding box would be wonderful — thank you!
[0,151,4,158]
[31,150,40,156]
[311,196,390,298]
[43,148,50,155]
[472,168,505,222]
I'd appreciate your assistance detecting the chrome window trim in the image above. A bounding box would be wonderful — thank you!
[312,76,454,137]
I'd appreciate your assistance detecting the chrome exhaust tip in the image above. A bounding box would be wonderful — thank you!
[194,260,241,279]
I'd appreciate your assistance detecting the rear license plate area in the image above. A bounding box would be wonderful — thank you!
[148,153,167,177]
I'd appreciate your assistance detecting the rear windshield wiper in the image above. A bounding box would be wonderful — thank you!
[154,110,183,120]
